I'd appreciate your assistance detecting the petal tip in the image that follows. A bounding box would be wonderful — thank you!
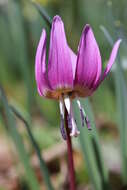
[42,28,46,35]
[40,28,46,39]
[81,24,95,42]
[83,24,91,33]
[99,38,122,83]
[117,38,122,45]
[53,15,62,22]
[85,23,90,28]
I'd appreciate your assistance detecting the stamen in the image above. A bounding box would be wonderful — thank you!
[70,116,80,137]
[67,114,72,130]
[77,99,86,127]
[59,99,66,140]
[70,103,80,137]
[76,99,92,130]
[85,116,92,130]
[60,115,67,140]
[64,96,72,129]
[64,96,71,114]
[79,108,85,127]
[59,99,65,118]
[64,97,80,137]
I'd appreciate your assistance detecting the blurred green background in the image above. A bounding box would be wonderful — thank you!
[0,0,127,189]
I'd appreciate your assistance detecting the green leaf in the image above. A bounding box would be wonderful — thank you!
[7,0,34,114]
[100,26,127,183]
[10,105,54,190]
[0,86,40,190]
[30,0,52,26]
[73,99,110,190]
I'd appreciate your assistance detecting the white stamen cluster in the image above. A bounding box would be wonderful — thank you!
[59,96,80,138]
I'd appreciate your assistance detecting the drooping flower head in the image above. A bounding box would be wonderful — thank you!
[35,15,121,139]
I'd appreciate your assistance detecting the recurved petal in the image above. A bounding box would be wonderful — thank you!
[74,25,102,88]
[35,29,50,96]
[47,16,73,90]
[100,39,122,82]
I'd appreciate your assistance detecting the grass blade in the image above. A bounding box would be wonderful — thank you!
[7,0,34,114]
[0,85,40,190]
[81,99,109,185]
[10,105,54,190]
[29,0,52,26]
[100,25,127,183]
[73,99,110,190]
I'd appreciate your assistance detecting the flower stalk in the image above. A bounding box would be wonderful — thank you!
[65,107,76,190]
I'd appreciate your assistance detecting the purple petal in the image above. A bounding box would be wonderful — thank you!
[47,16,73,90]
[91,45,102,88]
[69,47,77,79]
[74,25,102,88]
[35,29,51,96]
[100,39,122,82]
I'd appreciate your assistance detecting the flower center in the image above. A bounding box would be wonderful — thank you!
[76,100,91,130]
[59,96,91,139]
[59,96,80,138]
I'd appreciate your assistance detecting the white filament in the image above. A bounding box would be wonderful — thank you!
[77,99,82,109]
[59,98,65,118]
[64,96,71,115]
[76,99,86,117]
[70,107,80,137]
[64,96,80,137]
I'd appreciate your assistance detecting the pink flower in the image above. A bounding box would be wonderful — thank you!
[35,15,121,139]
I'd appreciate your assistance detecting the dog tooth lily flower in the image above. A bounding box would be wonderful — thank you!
[35,15,121,139]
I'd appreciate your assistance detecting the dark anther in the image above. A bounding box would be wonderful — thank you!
[79,108,85,127]
[85,116,92,130]
[67,114,72,130]
[60,115,67,140]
